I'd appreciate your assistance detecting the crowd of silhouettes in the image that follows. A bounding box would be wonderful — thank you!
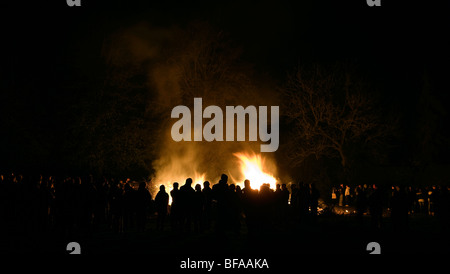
[166,175,324,236]
[1,172,449,246]
[0,172,322,240]
[0,173,155,240]
[331,183,450,231]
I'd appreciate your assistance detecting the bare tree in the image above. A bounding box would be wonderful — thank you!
[281,63,392,171]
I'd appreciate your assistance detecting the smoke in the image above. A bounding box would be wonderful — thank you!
[103,21,281,191]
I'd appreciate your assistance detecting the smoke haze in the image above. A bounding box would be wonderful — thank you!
[103,21,281,191]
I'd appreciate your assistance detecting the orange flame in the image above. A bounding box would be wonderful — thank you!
[193,173,206,187]
[233,152,277,190]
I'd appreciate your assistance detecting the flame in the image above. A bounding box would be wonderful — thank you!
[193,173,206,187]
[233,152,277,190]
[152,151,278,206]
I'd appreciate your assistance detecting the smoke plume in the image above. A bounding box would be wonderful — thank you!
[103,21,281,191]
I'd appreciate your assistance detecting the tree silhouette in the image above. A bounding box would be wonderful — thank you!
[64,30,157,177]
[281,63,394,177]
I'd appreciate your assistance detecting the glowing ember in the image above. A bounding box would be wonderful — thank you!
[233,152,277,190]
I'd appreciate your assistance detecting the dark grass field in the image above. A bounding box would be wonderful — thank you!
[2,212,447,255]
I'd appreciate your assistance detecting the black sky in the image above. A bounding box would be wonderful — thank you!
[4,1,449,87]
[1,0,449,173]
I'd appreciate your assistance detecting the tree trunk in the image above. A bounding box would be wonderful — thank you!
[338,148,352,185]
[338,148,346,169]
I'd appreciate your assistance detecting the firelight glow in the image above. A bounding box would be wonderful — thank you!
[156,172,206,204]
[233,152,277,190]
[152,152,277,204]
[193,173,206,187]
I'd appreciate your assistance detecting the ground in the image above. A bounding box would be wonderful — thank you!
[2,213,447,255]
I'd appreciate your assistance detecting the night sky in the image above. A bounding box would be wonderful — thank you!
[1,0,449,177]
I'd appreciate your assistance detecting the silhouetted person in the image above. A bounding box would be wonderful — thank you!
[298,182,310,222]
[368,184,383,230]
[355,185,367,227]
[136,181,152,232]
[406,186,415,215]
[155,185,169,231]
[179,178,195,233]
[109,182,124,233]
[280,183,290,224]
[289,183,299,221]
[275,184,283,220]
[212,174,229,234]
[193,184,204,233]
[170,182,180,230]
[390,185,409,232]
[331,186,338,206]
[228,184,241,234]
[123,183,136,232]
[202,181,213,230]
[36,176,51,232]
[77,176,95,236]
[58,177,78,238]
[309,183,320,222]
[416,188,426,213]
[428,186,438,216]
[258,183,275,232]
[436,186,450,231]
[338,184,344,206]
[344,185,351,206]
[242,179,258,235]
[242,179,257,204]
[94,177,108,226]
